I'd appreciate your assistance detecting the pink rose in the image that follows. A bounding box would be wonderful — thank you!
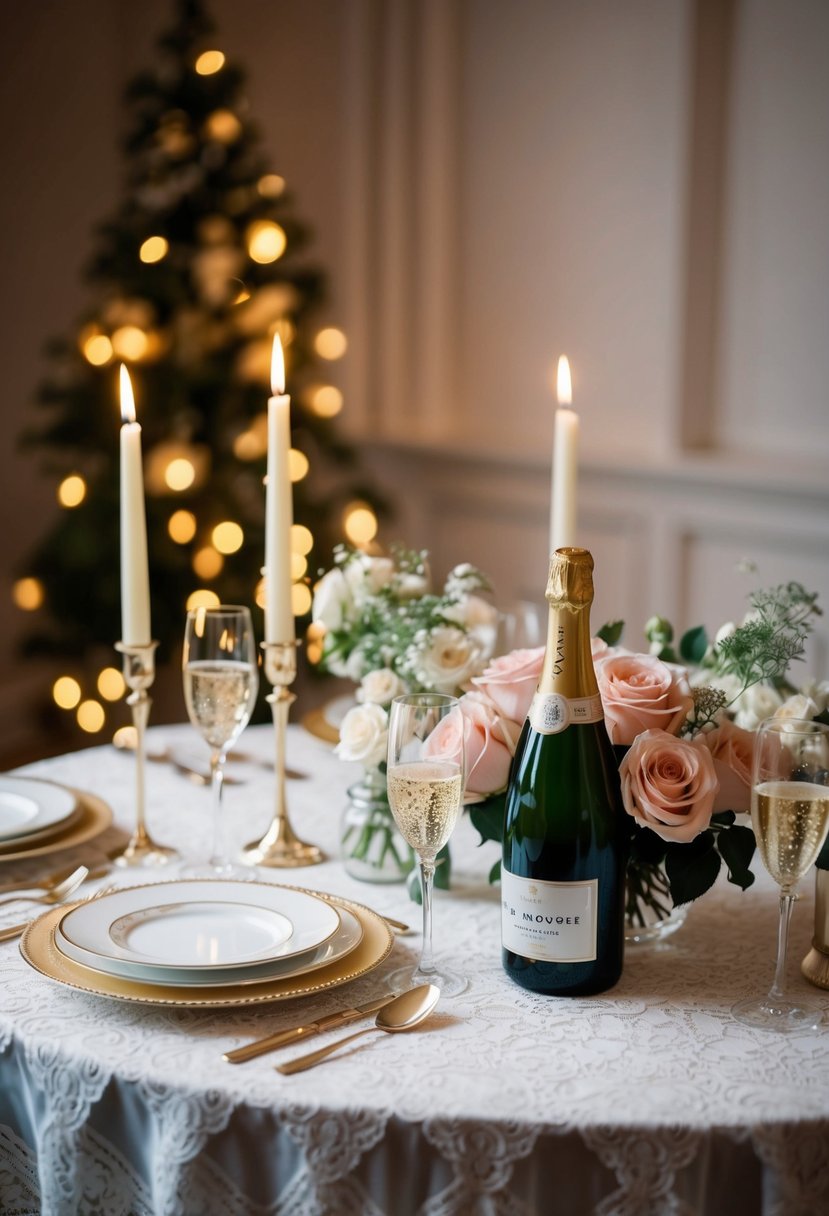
[595,653,693,745]
[470,647,544,724]
[698,720,754,813]
[424,692,519,796]
[620,728,718,843]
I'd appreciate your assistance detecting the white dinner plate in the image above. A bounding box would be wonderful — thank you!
[55,903,364,987]
[0,777,78,843]
[57,880,340,976]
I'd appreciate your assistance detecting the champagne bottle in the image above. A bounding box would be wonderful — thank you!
[501,547,626,995]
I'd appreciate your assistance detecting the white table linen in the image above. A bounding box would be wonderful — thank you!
[1,722,828,1216]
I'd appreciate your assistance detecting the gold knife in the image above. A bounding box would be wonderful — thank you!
[223,993,396,1063]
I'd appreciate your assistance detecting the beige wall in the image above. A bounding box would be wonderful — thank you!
[1,0,827,762]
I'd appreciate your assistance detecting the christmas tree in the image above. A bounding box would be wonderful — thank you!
[15,0,385,742]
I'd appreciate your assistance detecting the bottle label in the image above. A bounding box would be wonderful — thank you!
[528,692,603,735]
[501,868,598,962]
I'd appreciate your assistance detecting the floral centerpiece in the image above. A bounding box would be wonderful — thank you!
[461,579,824,936]
[311,544,497,881]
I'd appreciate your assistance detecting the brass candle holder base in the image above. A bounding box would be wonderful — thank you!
[242,640,324,868]
[111,641,177,869]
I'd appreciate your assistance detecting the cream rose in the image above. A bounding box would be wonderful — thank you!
[343,554,395,603]
[335,703,388,767]
[414,627,483,693]
[774,693,819,723]
[471,647,544,724]
[357,668,407,707]
[424,691,520,795]
[698,719,754,813]
[443,595,500,661]
[732,682,783,730]
[620,728,719,843]
[595,653,693,746]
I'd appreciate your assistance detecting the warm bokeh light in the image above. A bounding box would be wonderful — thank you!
[82,333,113,366]
[257,174,285,198]
[205,109,242,143]
[97,667,126,701]
[212,521,244,554]
[53,676,82,710]
[309,385,343,417]
[247,220,287,264]
[12,577,44,611]
[344,504,379,545]
[168,509,197,543]
[112,326,149,360]
[292,584,312,616]
[254,577,266,609]
[195,49,225,75]
[139,235,169,264]
[232,285,251,305]
[289,448,309,481]
[77,700,106,733]
[186,589,221,611]
[112,725,136,750]
[57,474,86,508]
[193,546,224,578]
[164,458,196,491]
[314,327,347,360]
[233,428,267,460]
[291,524,314,556]
[291,553,308,580]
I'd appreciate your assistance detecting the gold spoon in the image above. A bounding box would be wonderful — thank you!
[276,984,440,1075]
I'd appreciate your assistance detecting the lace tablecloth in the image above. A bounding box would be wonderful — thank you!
[1,723,828,1216]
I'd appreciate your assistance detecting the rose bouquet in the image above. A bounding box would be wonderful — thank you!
[460,579,824,929]
[311,544,497,881]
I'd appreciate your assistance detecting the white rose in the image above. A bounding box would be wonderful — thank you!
[733,683,784,730]
[343,555,395,603]
[414,626,484,693]
[335,703,388,767]
[312,568,353,631]
[800,680,829,714]
[443,595,500,661]
[774,693,819,723]
[357,668,407,707]
[714,621,737,645]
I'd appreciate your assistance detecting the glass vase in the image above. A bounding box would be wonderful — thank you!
[340,767,413,883]
[625,860,689,946]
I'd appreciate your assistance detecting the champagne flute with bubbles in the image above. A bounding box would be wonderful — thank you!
[182,605,259,879]
[386,693,467,997]
[733,716,829,1031]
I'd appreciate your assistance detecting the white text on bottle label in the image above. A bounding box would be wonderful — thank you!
[501,869,598,962]
[528,693,603,735]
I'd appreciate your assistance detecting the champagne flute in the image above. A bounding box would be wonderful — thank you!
[386,693,467,997]
[182,605,259,880]
[733,716,829,1031]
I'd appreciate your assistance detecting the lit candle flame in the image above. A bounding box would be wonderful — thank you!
[270,333,285,396]
[119,364,136,423]
[556,355,572,407]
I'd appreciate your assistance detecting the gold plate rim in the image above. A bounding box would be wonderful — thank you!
[20,888,394,1008]
[0,789,113,862]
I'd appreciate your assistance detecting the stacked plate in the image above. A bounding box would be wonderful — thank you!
[0,777,112,861]
[20,879,394,1008]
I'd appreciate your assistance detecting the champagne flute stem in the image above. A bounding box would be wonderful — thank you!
[209,750,226,868]
[769,891,797,1002]
[418,857,437,977]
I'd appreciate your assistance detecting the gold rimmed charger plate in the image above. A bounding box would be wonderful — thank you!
[20,890,393,1008]
[0,790,112,862]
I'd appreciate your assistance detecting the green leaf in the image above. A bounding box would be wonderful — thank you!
[679,625,708,664]
[488,858,502,884]
[816,834,829,871]
[629,825,667,867]
[407,843,451,902]
[597,620,624,645]
[664,832,721,904]
[711,811,736,827]
[469,796,505,845]
[716,824,756,890]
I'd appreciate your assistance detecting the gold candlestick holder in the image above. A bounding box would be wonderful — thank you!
[242,640,324,867]
[112,640,177,868]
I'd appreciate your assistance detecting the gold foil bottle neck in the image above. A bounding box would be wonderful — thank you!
[546,547,594,608]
